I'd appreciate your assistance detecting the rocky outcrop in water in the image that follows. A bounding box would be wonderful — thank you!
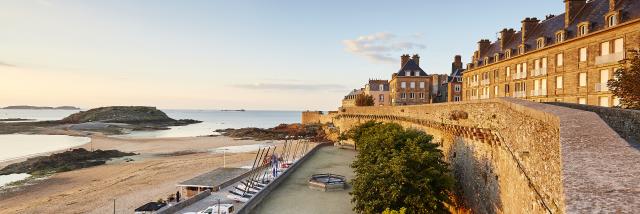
[216,123,328,141]
[0,148,136,175]
[2,105,80,110]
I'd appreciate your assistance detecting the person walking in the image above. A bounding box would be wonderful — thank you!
[176,191,181,203]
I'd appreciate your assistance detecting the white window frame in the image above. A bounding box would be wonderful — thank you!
[580,48,588,62]
[401,82,406,89]
[556,76,563,89]
[557,53,564,67]
[419,82,425,89]
[579,72,587,87]
[410,82,416,89]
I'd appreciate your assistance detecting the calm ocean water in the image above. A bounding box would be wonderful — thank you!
[0,109,301,186]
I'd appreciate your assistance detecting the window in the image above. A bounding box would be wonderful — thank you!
[494,70,499,79]
[522,62,528,73]
[454,96,461,102]
[607,15,617,27]
[556,53,564,66]
[401,82,406,88]
[379,94,384,102]
[405,71,410,76]
[601,41,610,56]
[542,58,547,68]
[578,97,587,105]
[613,96,621,106]
[484,57,489,65]
[505,50,511,58]
[378,84,384,91]
[578,23,589,36]
[415,71,421,77]
[454,85,461,92]
[419,82,425,88]
[579,72,587,87]
[418,93,424,99]
[401,93,406,99]
[534,59,540,69]
[556,76,563,89]
[495,53,500,62]
[555,31,565,43]
[519,45,525,55]
[506,67,511,77]
[410,82,416,89]
[579,48,587,62]
[409,93,415,99]
[504,84,510,93]
[614,38,624,53]
[599,97,609,107]
[536,37,545,49]
[494,86,499,97]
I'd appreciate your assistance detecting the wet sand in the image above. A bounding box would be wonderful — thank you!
[0,135,278,213]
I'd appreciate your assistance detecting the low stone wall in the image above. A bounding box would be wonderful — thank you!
[320,98,640,213]
[546,102,640,143]
[155,189,211,214]
[235,143,330,214]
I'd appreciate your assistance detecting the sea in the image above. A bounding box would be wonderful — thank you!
[0,109,301,187]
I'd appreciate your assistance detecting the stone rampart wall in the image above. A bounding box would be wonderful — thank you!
[333,99,563,213]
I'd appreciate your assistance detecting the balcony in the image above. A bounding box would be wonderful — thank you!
[530,89,547,97]
[595,52,625,65]
[512,91,526,98]
[532,67,548,77]
[481,79,490,85]
[470,95,479,100]
[512,71,528,80]
[595,83,609,92]
[480,94,490,99]
[470,82,479,87]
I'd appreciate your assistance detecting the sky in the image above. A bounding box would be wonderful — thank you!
[0,0,562,110]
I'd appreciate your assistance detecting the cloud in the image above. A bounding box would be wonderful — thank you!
[342,32,426,63]
[233,83,347,91]
[0,61,16,67]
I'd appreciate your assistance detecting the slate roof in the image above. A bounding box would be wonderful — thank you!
[474,0,640,66]
[396,59,428,76]
[367,80,390,91]
[178,168,249,188]
[448,68,465,83]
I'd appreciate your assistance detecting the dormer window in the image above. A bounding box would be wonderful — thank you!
[607,13,618,27]
[484,57,489,65]
[518,45,526,55]
[505,49,512,58]
[405,71,410,76]
[578,22,590,36]
[379,84,384,91]
[536,37,546,49]
[414,71,420,76]
[494,53,500,62]
[555,31,565,43]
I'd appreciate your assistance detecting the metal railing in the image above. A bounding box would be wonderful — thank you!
[595,83,609,92]
[595,52,625,65]
[470,82,479,87]
[512,71,528,80]
[512,91,526,98]
[481,79,490,85]
[532,67,547,77]
[530,89,547,96]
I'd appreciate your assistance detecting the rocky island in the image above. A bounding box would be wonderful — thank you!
[0,106,201,135]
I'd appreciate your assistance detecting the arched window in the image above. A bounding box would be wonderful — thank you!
[607,14,618,27]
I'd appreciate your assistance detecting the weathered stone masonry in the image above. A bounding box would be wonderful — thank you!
[303,98,640,213]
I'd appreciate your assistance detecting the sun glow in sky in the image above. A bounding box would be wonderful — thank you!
[0,0,560,110]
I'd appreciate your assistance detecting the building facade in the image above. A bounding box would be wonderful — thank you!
[447,55,465,102]
[341,88,363,107]
[364,79,391,106]
[462,0,640,107]
[390,54,433,106]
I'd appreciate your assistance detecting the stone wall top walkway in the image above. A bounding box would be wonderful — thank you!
[503,98,640,213]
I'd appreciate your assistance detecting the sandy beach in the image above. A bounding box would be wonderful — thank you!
[0,134,281,213]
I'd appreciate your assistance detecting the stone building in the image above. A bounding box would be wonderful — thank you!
[447,55,465,102]
[341,88,363,107]
[389,54,433,105]
[364,79,391,106]
[462,0,640,107]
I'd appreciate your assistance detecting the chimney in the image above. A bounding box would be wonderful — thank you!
[565,0,587,28]
[500,28,516,49]
[412,54,420,66]
[610,0,619,11]
[477,39,491,57]
[521,17,540,41]
[452,55,463,71]
[400,54,410,68]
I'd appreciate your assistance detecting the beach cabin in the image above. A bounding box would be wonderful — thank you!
[177,168,251,197]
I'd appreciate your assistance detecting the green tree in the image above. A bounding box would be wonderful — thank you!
[382,208,407,214]
[608,50,640,109]
[345,121,454,214]
[355,94,375,106]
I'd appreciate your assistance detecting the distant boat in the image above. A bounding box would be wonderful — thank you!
[220,109,246,112]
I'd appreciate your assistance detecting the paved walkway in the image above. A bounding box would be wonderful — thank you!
[506,98,640,213]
